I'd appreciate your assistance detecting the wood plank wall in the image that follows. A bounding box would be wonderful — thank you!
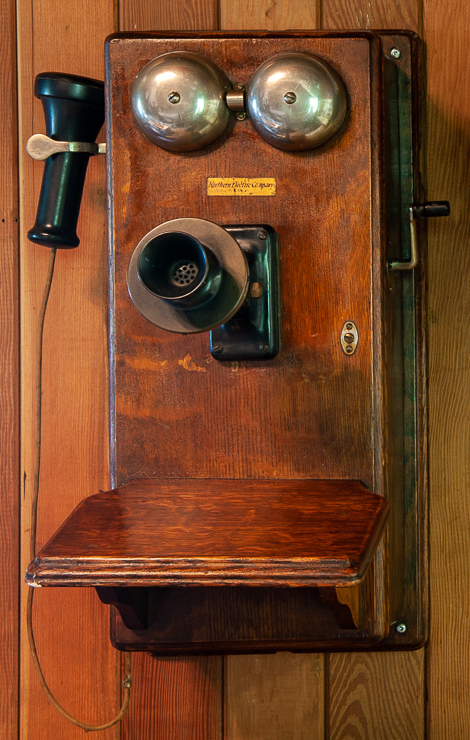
[1,0,19,738]
[2,0,465,737]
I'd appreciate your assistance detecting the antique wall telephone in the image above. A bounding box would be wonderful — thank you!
[26,31,450,667]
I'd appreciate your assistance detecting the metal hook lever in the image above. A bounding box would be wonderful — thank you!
[26,133,106,160]
[389,201,450,271]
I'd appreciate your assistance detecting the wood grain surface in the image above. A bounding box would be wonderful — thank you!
[123,653,222,739]
[110,585,380,655]
[11,0,468,739]
[322,1,427,734]
[108,32,381,490]
[218,6,343,738]
[0,0,19,738]
[118,4,224,739]
[220,0,320,30]
[121,0,218,33]
[27,479,388,587]
[329,651,425,739]
[322,0,419,32]
[225,652,325,739]
[17,0,118,737]
[424,0,470,736]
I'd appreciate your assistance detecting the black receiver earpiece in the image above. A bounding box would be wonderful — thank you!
[27,73,105,249]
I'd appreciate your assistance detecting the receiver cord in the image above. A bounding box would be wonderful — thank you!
[27,246,132,732]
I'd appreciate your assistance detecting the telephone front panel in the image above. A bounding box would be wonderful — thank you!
[25,31,439,653]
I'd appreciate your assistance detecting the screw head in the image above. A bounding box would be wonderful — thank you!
[390,48,401,59]
[396,622,407,634]
[250,282,264,299]
[236,83,244,90]
[344,333,355,344]
[237,112,246,121]
[212,344,223,354]
[168,91,181,104]
[257,230,267,240]
[345,322,353,330]
[345,346,354,354]
[283,91,297,105]
[260,343,270,353]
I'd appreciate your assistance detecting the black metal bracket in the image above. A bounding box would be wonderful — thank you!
[210,225,279,360]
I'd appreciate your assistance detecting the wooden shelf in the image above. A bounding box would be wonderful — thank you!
[26,478,388,588]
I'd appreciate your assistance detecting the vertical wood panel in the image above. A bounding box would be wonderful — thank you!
[123,654,222,740]
[218,4,325,739]
[424,0,470,736]
[0,0,19,737]
[225,653,325,740]
[220,0,319,30]
[17,1,118,737]
[118,4,223,740]
[322,3,425,738]
[120,0,217,32]
[329,652,425,740]
[322,1,419,33]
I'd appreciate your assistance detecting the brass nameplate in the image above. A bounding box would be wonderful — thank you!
[207,178,276,196]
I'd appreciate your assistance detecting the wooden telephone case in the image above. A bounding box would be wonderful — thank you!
[26,30,428,654]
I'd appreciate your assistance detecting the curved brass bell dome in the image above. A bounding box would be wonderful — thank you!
[247,52,347,151]
[131,52,232,152]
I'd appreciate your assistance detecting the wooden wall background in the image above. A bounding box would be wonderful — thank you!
[1,0,467,737]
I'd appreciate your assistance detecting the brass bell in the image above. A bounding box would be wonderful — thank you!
[247,52,348,151]
[131,52,232,151]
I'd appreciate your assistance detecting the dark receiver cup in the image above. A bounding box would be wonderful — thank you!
[137,231,222,309]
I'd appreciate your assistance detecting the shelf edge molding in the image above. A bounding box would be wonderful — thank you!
[25,478,389,589]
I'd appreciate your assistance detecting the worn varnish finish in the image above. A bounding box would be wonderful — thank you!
[109,33,380,488]
[94,29,428,654]
[26,477,388,653]
[12,2,467,740]
[69,29,396,658]
[27,479,388,586]
[110,586,376,655]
